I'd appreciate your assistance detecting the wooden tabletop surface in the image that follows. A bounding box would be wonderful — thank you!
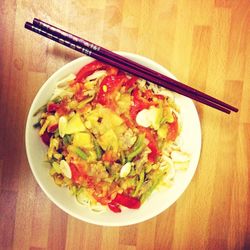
[1,0,250,249]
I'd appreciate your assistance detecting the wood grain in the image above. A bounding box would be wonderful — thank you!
[0,0,250,249]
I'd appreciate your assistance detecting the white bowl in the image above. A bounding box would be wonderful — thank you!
[25,52,201,226]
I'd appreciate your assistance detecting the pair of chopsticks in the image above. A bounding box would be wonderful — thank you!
[24,18,238,114]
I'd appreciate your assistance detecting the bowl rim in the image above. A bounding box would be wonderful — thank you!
[25,51,202,226]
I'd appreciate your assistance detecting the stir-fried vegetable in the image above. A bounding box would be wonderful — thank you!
[33,60,190,213]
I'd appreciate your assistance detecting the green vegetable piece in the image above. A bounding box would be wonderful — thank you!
[127,145,144,162]
[126,134,145,162]
[76,188,88,205]
[49,167,56,176]
[70,185,77,195]
[93,139,103,160]
[157,124,168,139]
[120,151,126,165]
[76,187,96,205]
[133,134,145,150]
[150,106,163,130]
[165,108,174,123]
[52,162,62,174]
[52,96,62,103]
[160,108,175,125]
[74,147,88,160]
[133,170,145,197]
[54,130,60,138]
[63,134,72,145]
[33,121,41,128]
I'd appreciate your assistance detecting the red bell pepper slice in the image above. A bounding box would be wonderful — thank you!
[73,83,85,102]
[56,98,70,116]
[92,193,110,206]
[40,131,52,146]
[130,88,157,120]
[138,127,159,163]
[47,99,70,116]
[144,89,165,101]
[106,65,118,75]
[47,102,59,113]
[117,70,126,76]
[155,94,165,100]
[96,75,128,106]
[147,140,159,162]
[144,89,154,100]
[113,193,141,209]
[69,162,94,187]
[108,201,121,213]
[146,130,159,162]
[74,60,106,83]
[47,124,58,133]
[124,76,138,90]
[69,163,81,183]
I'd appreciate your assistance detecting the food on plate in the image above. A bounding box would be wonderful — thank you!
[33,60,190,213]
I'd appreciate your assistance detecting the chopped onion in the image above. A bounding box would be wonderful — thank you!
[120,162,132,178]
[59,160,72,179]
[86,70,107,81]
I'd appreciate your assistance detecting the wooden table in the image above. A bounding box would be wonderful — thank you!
[1,1,249,249]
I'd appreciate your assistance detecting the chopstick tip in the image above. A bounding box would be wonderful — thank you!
[24,22,31,29]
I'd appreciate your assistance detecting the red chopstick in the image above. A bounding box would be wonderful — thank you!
[24,20,237,114]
